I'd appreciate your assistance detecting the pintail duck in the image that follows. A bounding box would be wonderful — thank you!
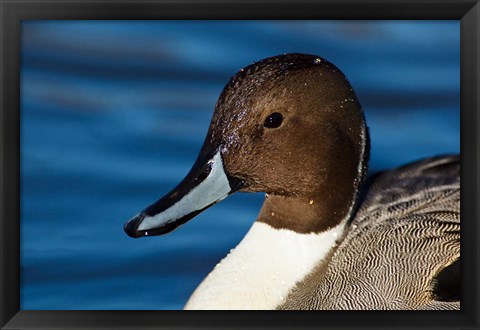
[124,53,460,310]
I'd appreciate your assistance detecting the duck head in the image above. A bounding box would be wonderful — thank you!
[124,53,369,238]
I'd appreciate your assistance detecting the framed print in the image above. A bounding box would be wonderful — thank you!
[1,1,479,329]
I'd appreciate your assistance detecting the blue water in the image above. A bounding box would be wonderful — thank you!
[20,21,460,310]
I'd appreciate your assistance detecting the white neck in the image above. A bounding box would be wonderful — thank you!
[184,221,346,310]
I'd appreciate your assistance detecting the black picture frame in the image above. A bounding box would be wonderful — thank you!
[1,1,478,329]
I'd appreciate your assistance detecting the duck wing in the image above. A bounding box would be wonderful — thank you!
[280,155,460,310]
[355,154,460,224]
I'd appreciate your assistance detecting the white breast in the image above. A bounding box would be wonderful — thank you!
[184,221,345,310]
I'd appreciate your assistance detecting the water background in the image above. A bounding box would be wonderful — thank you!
[20,20,460,310]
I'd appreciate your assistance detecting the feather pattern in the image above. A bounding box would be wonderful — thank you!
[280,155,460,310]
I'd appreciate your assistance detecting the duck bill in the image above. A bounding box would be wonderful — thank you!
[124,150,243,238]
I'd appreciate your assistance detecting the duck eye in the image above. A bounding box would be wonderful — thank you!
[263,112,283,129]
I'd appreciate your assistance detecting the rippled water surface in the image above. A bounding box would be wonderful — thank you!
[20,20,460,310]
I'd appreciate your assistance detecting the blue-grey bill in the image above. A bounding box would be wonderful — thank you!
[124,151,243,238]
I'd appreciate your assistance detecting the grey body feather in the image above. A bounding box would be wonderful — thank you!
[280,155,460,310]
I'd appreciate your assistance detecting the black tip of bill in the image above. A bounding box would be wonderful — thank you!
[124,213,146,238]
[123,150,244,239]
